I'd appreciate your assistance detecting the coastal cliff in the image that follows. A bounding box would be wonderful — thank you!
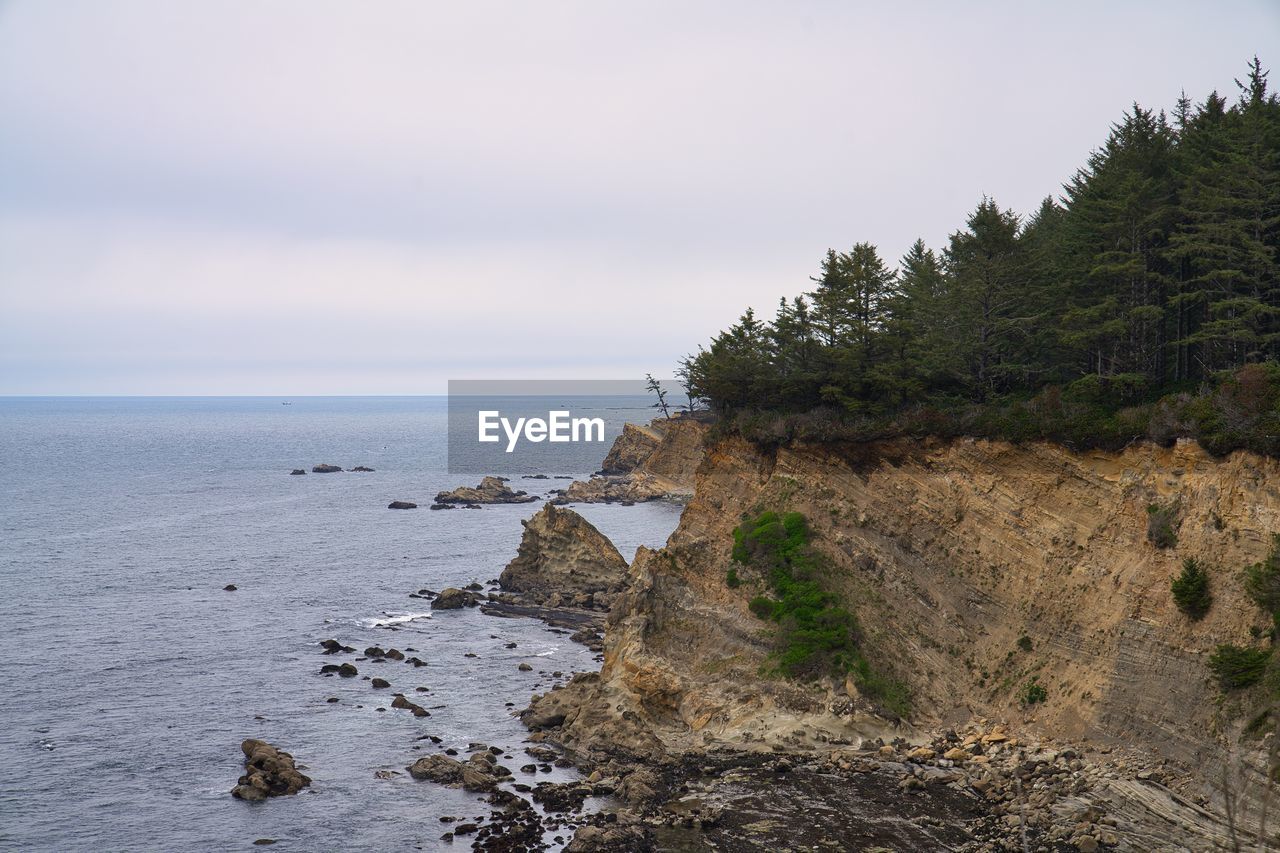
[529,431,1280,849]
[554,417,708,504]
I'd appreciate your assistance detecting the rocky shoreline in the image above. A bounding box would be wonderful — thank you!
[246,417,1278,851]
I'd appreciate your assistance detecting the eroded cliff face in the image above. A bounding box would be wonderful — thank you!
[532,433,1280,844]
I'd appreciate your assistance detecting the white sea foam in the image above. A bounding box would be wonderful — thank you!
[363,612,433,628]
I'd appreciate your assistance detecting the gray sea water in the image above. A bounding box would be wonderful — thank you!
[0,396,682,852]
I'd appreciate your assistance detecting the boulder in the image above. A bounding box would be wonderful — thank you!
[289,469,306,476]
[434,476,536,505]
[231,739,311,800]
[319,639,354,654]
[351,466,375,472]
[312,464,342,473]
[387,501,418,510]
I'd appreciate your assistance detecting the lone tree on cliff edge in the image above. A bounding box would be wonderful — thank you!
[645,373,671,418]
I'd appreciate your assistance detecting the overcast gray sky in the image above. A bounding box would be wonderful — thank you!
[1,1,1277,394]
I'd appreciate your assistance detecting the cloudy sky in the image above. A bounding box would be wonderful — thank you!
[1,1,1276,394]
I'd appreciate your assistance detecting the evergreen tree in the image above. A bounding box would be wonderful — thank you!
[943,198,1030,400]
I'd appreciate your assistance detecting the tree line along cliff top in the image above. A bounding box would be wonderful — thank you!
[679,58,1280,457]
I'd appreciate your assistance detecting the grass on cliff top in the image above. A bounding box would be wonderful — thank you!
[731,510,910,717]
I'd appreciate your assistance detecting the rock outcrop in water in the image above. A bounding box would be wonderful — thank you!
[406,751,510,792]
[499,504,628,600]
[311,463,342,473]
[431,587,479,609]
[526,432,1280,849]
[231,739,311,801]
[553,416,708,504]
[435,476,536,505]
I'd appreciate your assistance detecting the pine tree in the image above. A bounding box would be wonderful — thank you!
[1059,106,1177,394]
[943,198,1030,400]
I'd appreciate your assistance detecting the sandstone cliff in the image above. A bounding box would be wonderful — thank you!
[529,434,1280,848]
[554,416,708,504]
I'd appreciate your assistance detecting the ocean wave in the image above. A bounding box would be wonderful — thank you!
[362,612,433,628]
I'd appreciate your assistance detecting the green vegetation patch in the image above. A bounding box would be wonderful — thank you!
[731,510,909,716]
[1244,534,1280,634]
[1146,499,1180,549]
[1018,676,1048,706]
[1209,644,1272,690]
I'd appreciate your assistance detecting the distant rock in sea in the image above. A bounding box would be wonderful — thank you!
[435,476,536,505]
[289,469,306,475]
[388,501,418,510]
[312,464,342,473]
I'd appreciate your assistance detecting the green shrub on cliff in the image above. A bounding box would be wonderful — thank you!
[1018,676,1047,706]
[731,510,909,715]
[1146,500,1180,549]
[1244,534,1280,633]
[1208,644,1272,690]
[1171,558,1212,620]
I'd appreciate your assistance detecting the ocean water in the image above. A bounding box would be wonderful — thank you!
[0,397,682,852]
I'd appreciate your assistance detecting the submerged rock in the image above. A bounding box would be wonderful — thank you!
[289,469,305,476]
[231,739,311,801]
[387,501,418,510]
[312,464,342,473]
